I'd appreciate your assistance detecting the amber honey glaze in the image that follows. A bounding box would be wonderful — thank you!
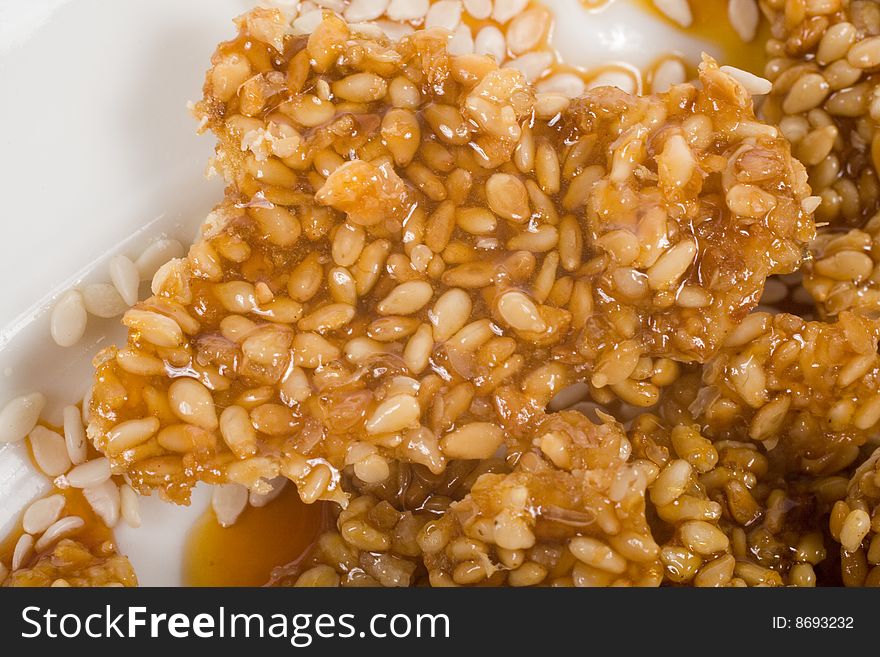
[183,485,330,587]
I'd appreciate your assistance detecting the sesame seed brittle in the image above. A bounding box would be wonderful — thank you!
[87,11,815,516]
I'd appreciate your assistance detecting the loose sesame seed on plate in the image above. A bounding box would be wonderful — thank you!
[0,392,45,444]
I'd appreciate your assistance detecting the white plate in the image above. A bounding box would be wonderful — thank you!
[0,0,744,586]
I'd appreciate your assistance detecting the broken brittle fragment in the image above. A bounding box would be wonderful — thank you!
[760,0,880,228]
[86,10,814,509]
[686,311,880,475]
[3,539,137,588]
[630,414,835,587]
[276,410,662,587]
[831,447,880,586]
[802,211,880,318]
[418,411,662,587]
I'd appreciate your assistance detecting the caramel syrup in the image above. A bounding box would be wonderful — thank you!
[183,484,330,587]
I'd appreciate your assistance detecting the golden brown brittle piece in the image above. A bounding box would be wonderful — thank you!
[803,211,880,318]
[830,447,880,585]
[4,539,137,588]
[685,310,880,475]
[631,414,835,587]
[276,410,662,587]
[760,0,880,228]
[87,11,814,509]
